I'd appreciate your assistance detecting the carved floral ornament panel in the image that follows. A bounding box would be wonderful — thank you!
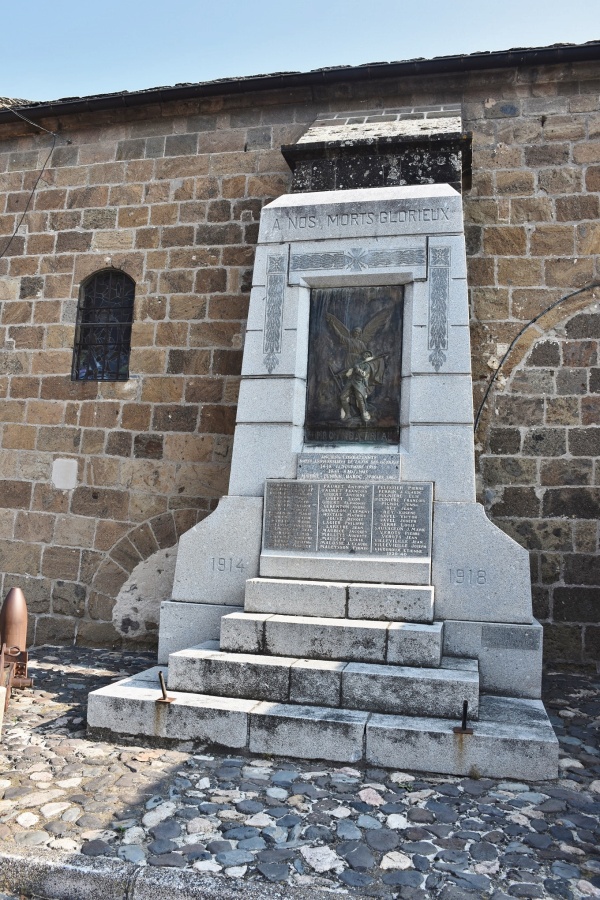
[261,243,450,375]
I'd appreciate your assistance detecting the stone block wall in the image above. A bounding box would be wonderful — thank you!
[480,309,600,663]
[0,57,599,659]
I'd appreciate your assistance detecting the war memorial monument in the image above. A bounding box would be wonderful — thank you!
[88,112,559,780]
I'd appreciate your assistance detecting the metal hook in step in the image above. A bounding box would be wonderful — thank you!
[155,670,175,705]
[453,700,473,735]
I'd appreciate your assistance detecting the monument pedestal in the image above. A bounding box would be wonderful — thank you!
[89,177,558,779]
[88,574,557,779]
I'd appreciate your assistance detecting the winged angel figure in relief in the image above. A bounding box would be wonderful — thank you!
[325,308,390,424]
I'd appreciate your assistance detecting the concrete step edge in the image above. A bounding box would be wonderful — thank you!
[86,676,558,779]
[222,611,443,631]
[169,646,477,677]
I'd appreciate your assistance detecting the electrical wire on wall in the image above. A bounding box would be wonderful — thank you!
[473,280,600,434]
[0,107,72,262]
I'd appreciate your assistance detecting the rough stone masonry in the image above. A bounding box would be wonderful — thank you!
[0,42,599,663]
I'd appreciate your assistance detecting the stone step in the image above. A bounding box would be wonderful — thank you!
[168,646,480,718]
[87,667,559,780]
[220,612,443,667]
[244,577,434,623]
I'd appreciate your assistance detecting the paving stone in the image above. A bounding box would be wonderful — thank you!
[223,825,260,840]
[193,859,222,873]
[339,840,376,870]
[175,806,201,821]
[426,801,459,823]
[471,839,500,861]
[120,826,144,845]
[271,770,300,785]
[300,845,344,873]
[413,854,431,872]
[508,885,546,899]
[15,830,51,846]
[337,820,362,840]
[432,882,458,897]
[524,832,553,849]
[366,828,399,852]
[552,861,581,878]
[238,837,267,850]
[358,814,382,829]
[403,841,439,856]
[75,814,104,829]
[80,839,114,857]
[236,799,264,814]
[206,840,232,853]
[118,845,146,863]
[544,881,574,899]
[304,824,333,841]
[263,826,288,844]
[256,862,289,882]
[456,873,493,891]
[148,839,178,854]
[339,870,375,888]
[382,870,424,887]
[49,837,81,851]
[216,849,255,866]
[179,843,209,860]
[258,849,296,863]
[277,814,301,827]
[408,808,435,823]
[15,812,39,828]
[150,819,181,840]
[1,648,598,898]
[44,821,69,835]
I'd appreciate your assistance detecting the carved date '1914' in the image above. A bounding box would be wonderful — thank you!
[450,568,487,585]
[211,557,246,573]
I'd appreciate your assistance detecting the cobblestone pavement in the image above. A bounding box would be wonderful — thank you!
[0,647,599,899]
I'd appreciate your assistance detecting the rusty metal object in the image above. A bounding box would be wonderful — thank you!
[0,587,28,652]
[1,644,15,713]
[0,589,33,710]
[453,700,474,735]
[7,647,32,690]
[0,644,31,712]
[156,670,174,705]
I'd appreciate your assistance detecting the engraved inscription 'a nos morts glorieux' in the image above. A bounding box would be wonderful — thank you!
[305,286,403,444]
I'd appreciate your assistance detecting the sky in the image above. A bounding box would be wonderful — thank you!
[1,0,599,104]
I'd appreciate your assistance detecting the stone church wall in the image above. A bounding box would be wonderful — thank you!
[0,56,599,660]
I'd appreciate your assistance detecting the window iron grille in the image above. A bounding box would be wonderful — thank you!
[72,270,135,381]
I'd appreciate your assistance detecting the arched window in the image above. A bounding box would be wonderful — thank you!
[72,270,135,381]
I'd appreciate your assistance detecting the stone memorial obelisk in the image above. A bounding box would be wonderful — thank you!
[89,111,558,779]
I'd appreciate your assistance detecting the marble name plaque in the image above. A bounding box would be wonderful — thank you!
[297,453,400,482]
[263,480,432,558]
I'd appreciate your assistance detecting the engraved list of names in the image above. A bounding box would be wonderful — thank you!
[263,480,432,557]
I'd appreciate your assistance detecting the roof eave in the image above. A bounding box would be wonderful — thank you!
[0,41,598,126]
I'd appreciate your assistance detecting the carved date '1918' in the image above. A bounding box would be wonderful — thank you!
[450,568,487,585]
[211,557,246,573]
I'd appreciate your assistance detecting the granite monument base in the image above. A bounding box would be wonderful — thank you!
[157,600,242,664]
[89,573,558,779]
[88,663,557,782]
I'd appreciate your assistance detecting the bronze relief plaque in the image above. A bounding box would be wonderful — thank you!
[305,285,403,444]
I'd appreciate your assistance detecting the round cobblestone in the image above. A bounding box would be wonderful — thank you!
[0,648,599,899]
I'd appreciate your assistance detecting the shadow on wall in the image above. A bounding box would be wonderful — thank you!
[112,547,177,645]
